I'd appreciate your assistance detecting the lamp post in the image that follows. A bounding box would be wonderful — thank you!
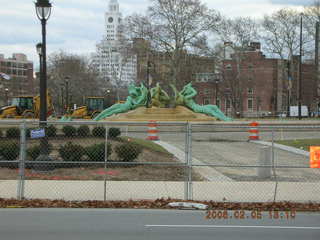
[287,61,292,117]
[298,13,303,120]
[4,88,9,105]
[35,0,52,165]
[214,78,220,106]
[60,83,64,115]
[146,61,154,108]
[64,76,70,113]
[35,0,52,124]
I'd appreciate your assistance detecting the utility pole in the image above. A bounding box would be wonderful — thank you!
[315,22,320,116]
[298,13,303,120]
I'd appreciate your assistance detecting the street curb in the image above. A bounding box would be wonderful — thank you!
[251,140,309,157]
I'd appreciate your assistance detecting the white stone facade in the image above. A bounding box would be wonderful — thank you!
[93,0,137,87]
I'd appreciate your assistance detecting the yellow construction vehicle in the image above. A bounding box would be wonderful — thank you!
[66,97,105,119]
[0,94,54,119]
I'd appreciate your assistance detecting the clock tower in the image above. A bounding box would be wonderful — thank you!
[105,0,122,42]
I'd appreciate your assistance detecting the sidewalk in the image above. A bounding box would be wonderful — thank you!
[0,180,319,202]
[157,141,233,182]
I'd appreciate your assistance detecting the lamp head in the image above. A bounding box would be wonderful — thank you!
[36,43,43,56]
[35,0,52,20]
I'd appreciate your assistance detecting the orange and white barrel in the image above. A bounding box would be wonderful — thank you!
[147,121,159,141]
[249,122,259,141]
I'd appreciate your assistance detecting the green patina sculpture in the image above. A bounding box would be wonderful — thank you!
[171,83,232,121]
[150,83,170,108]
[93,83,148,121]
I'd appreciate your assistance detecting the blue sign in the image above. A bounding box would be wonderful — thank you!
[30,129,45,139]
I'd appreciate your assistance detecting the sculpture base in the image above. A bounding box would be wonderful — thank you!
[98,106,217,122]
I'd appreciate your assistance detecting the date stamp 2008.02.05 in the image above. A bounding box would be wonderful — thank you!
[205,210,296,220]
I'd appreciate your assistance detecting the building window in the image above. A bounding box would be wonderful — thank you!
[247,98,253,111]
[203,98,210,105]
[204,89,210,95]
[225,64,232,70]
[248,88,253,95]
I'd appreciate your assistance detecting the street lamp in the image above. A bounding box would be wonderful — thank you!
[4,88,9,105]
[286,61,292,117]
[146,61,154,108]
[35,0,52,124]
[64,76,70,113]
[35,0,52,166]
[214,77,220,106]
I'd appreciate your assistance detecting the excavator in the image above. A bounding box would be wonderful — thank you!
[0,93,54,119]
[61,97,105,120]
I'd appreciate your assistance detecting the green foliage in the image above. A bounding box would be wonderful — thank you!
[58,142,85,161]
[62,125,77,137]
[108,127,121,139]
[6,128,20,138]
[77,125,90,137]
[0,141,20,160]
[85,142,112,162]
[92,126,106,138]
[26,144,53,161]
[46,125,57,137]
[115,143,142,162]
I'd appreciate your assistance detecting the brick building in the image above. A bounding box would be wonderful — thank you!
[132,39,317,117]
[0,53,34,105]
[194,43,317,118]
[133,38,215,92]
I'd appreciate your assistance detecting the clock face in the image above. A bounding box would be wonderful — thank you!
[108,17,113,23]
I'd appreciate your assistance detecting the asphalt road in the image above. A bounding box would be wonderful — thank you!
[0,209,319,240]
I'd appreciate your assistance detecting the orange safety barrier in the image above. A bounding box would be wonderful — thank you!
[147,120,159,141]
[310,146,320,168]
[248,122,259,141]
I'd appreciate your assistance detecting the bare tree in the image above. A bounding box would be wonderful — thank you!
[47,51,100,113]
[214,17,260,116]
[261,8,310,60]
[304,0,320,62]
[261,8,312,112]
[126,0,220,88]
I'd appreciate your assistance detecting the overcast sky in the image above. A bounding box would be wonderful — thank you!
[0,0,313,68]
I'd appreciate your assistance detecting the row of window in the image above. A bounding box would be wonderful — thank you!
[203,98,255,110]
[0,68,27,76]
[200,88,254,95]
[225,63,254,70]
[0,61,29,69]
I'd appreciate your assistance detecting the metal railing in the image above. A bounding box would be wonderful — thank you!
[0,120,319,203]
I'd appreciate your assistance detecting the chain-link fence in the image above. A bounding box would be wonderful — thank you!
[0,120,319,202]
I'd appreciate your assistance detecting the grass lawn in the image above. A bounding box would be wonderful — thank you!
[275,139,320,151]
[119,136,172,155]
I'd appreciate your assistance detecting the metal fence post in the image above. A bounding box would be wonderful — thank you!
[17,121,27,200]
[104,125,109,201]
[184,123,189,200]
[187,122,193,200]
[271,128,279,202]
